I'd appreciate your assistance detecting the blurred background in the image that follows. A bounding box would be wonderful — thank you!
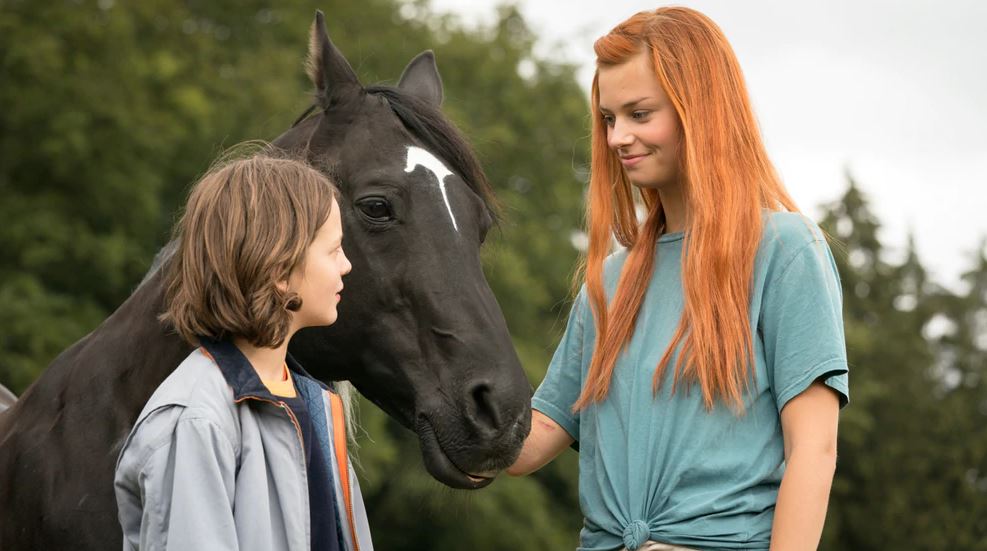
[1,0,984,549]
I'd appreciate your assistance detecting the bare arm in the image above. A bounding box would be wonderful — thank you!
[769,381,840,551]
[505,410,575,476]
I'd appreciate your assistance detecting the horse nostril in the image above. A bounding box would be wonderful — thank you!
[467,382,502,434]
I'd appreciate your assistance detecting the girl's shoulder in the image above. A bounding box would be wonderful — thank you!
[147,348,235,410]
[762,210,826,249]
[130,349,239,441]
[758,211,830,268]
[753,211,843,304]
[118,350,240,473]
[600,247,632,291]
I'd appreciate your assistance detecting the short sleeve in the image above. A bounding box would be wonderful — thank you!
[531,289,590,441]
[760,239,850,412]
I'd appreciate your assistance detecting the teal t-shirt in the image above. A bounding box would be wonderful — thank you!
[532,212,849,551]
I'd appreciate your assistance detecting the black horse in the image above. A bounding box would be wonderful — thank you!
[0,11,531,549]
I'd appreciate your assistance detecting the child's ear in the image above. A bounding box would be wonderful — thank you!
[278,278,303,312]
[276,279,290,293]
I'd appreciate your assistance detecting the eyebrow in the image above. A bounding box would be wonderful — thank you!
[599,97,652,113]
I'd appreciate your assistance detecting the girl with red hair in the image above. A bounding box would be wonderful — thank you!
[508,7,848,551]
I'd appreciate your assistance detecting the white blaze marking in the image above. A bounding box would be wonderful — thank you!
[405,146,459,232]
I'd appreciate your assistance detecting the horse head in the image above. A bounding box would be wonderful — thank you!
[277,12,531,489]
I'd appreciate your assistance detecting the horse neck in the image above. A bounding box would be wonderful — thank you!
[12,265,191,429]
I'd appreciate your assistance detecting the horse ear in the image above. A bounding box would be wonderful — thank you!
[398,50,444,107]
[306,10,361,106]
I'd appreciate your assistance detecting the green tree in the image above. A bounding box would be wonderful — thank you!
[819,176,987,550]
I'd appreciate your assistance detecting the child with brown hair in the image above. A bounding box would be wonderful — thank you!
[114,150,372,551]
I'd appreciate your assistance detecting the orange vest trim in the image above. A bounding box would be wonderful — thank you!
[329,391,359,551]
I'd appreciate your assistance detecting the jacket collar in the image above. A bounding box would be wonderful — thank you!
[199,336,328,402]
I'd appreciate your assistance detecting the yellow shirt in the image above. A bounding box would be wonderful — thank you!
[261,364,296,398]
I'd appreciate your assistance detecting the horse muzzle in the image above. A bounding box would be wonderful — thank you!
[414,410,527,490]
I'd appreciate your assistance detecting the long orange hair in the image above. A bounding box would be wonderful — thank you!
[573,7,800,412]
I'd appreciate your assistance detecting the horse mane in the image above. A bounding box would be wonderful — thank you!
[137,239,178,290]
[364,85,499,221]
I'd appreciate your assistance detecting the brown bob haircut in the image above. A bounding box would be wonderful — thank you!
[161,147,339,348]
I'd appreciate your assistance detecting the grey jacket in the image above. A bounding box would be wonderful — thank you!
[114,339,373,551]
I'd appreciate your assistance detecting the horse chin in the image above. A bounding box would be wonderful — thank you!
[415,418,497,490]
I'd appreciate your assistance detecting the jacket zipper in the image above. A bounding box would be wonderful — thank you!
[233,396,305,446]
[234,396,309,547]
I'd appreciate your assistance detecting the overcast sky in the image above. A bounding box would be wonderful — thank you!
[426,0,987,291]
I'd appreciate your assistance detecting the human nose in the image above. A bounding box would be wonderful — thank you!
[340,248,353,276]
[607,117,634,151]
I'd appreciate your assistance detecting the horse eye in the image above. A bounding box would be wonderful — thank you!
[356,197,393,222]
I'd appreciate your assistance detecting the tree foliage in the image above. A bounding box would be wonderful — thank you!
[819,178,987,549]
